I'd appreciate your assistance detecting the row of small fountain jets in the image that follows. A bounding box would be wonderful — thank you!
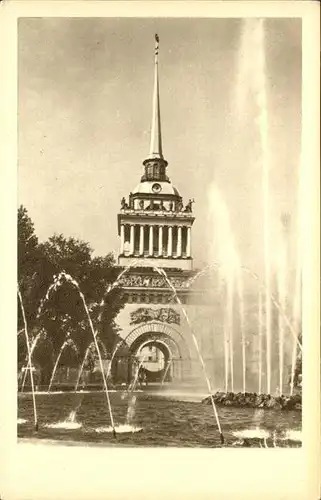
[18,262,302,445]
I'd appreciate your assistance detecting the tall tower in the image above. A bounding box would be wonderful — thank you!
[117,34,195,270]
[114,35,197,385]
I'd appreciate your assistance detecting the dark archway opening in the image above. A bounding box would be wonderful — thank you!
[136,340,171,384]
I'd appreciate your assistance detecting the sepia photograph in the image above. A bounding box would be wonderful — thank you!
[1,2,320,499]
[17,15,303,448]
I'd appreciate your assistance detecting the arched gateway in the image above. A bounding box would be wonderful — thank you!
[125,322,191,383]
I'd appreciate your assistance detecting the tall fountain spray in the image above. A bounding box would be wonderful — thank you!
[256,20,272,395]
[219,273,230,393]
[236,268,246,393]
[236,19,272,393]
[290,152,303,395]
[290,270,301,395]
[277,213,290,394]
[227,274,234,393]
[207,186,243,393]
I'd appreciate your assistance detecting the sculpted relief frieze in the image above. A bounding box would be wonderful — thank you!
[118,274,190,289]
[130,307,180,326]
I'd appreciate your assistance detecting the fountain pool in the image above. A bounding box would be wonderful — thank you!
[18,391,301,447]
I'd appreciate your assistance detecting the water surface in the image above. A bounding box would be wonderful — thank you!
[18,391,301,447]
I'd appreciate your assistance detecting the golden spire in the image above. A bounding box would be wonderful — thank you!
[149,33,163,159]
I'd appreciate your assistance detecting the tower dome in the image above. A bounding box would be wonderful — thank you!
[132,181,180,197]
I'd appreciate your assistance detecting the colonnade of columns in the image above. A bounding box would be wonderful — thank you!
[120,223,191,258]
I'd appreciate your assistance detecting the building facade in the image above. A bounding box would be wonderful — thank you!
[113,35,203,385]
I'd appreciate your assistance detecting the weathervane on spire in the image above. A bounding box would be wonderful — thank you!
[155,33,159,57]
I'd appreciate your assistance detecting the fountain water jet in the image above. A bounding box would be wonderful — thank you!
[74,344,92,392]
[48,272,117,437]
[277,215,290,395]
[20,329,46,392]
[249,19,273,395]
[290,150,303,395]
[17,287,38,430]
[160,358,172,387]
[258,288,263,393]
[227,275,234,393]
[290,268,301,395]
[236,269,246,393]
[128,355,147,394]
[154,267,225,445]
[97,260,140,323]
[159,255,301,395]
[241,266,302,353]
[48,337,78,392]
[124,356,147,425]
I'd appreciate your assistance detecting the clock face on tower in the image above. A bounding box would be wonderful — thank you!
[152,183,162,193]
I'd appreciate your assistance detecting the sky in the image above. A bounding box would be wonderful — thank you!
[18,17,301,275]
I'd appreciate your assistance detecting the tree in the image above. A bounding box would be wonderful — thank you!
[18,205,41,330]
[37,234,124,359]
[18,207,125,377]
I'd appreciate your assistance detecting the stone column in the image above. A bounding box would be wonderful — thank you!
[120,224,125,254]
[177,226,182,257]
[187,227,191,257]
[167,226,173,257]
[158,226,163,257]
[130,224,135,255]
[149,225,154,256]
[139,225,144,256]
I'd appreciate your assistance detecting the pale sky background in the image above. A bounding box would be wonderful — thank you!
[18,17,301,275]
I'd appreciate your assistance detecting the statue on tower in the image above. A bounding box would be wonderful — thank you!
[120,197,128,209]
[129,193,134,209]
[177,200,184,212]
[184,198,195,213]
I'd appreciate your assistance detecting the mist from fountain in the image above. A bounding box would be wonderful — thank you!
[164,223,301,397]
